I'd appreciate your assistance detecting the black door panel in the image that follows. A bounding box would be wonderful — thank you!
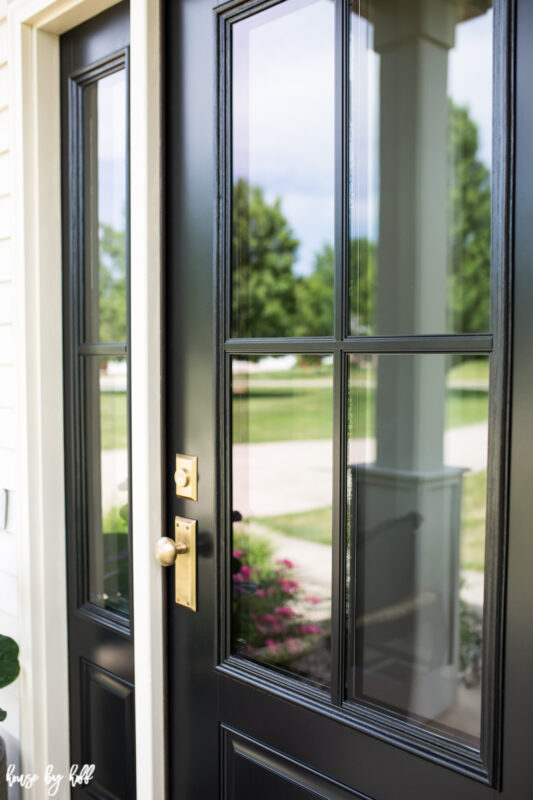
[165,0,531,798]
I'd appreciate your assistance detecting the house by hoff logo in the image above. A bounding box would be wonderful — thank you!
[6,764,95,795]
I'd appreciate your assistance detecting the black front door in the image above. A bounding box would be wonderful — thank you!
[165,0,532,797]
[62,5,136,798]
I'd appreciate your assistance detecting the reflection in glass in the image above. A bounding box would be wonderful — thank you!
[85,357,130,616]
[347,354,489,745]
[232,355,333,688]
[84,69,127,343]
[232,0,334,338]
[349,2,493,335]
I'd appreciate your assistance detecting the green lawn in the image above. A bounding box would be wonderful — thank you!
[102,386,488,450]
[101,392,128,450]
[101,361,490,450]
[252,506,333,545]
[246,364,334,381]
[251,469,487,572]
[460,470,487,571]
[448,357,489,383]
[445,389,489,428]
[234,386,488,444]
[234,388,334,443]
[244,357,489,385]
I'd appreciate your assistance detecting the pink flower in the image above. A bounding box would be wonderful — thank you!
[265,639,280,654]
[263,614,277,624]
[300,624,323,635]
[274,606,293,617]
[278,578,299,594]
[255,589,265,598]
[233,573,244,583]
[286,637,301,655]
[240,564,251,579]
[253,622,267,635]
[305,595,322,605]
[233,549,245,558]
[276,558,295,569]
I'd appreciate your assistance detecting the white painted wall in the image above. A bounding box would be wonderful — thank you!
[0,0,21,789]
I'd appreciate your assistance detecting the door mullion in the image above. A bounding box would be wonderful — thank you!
[331,0,349,705]
[331,349,348,705]
[334,0,350,342]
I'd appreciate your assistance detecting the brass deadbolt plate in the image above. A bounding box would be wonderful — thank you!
[175,516,197,611]
[175,454,198,501]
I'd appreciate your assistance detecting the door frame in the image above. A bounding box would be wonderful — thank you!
[8,0,165,794]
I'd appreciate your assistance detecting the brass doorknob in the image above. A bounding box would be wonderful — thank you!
[175,468,189,489]
[155,537,188,566]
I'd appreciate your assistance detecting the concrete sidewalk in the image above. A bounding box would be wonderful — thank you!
[233,422,487,517]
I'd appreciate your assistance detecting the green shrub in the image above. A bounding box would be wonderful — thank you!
[0,635,20,722]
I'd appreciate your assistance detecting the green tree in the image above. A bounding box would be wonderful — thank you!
[348,238,376,334]
[448,100,491,333]
[294,239,376,336]
[99,222,127,342]
[293,102,489,338]
[294,244,334,337]
[232,178,299,338]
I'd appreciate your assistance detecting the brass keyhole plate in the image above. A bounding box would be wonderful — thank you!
[174,516,197,611]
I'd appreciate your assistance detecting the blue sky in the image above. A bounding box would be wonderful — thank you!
[97,70,127,232]
[233,0,493,276]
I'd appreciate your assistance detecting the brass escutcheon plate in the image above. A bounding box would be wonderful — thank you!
[174,516,197,611]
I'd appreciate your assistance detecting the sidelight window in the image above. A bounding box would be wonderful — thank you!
[66,55,132,621]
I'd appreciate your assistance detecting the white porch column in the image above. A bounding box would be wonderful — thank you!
[353,1,465,720]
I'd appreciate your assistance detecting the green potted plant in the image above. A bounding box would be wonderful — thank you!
[0,635,20,800]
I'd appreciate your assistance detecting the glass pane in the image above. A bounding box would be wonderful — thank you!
[347,353,489,746]
[232,355,333,689]
[349,2,493,335]
[232,0,335,338]
[83,69,127,343]
[85,356,130,616]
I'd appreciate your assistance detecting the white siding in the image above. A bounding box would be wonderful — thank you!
[0,237,11,281]
[0,21,6,66]
[0,449,15,488]
[0,527,16,576]
[0,409,14,446]
[0,195,10,238]
[0,572,17,619]
[0,322,13,364]
[0,365,14,406]
[0,152,9,195]
[0,108,8,154]
[0,609,18,644]
[0,64,7,109]
[0,6,20,783]
[0,280,13,322]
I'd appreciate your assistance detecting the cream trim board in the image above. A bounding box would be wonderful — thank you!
[129,1,166,798]
[8,0,165,794]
